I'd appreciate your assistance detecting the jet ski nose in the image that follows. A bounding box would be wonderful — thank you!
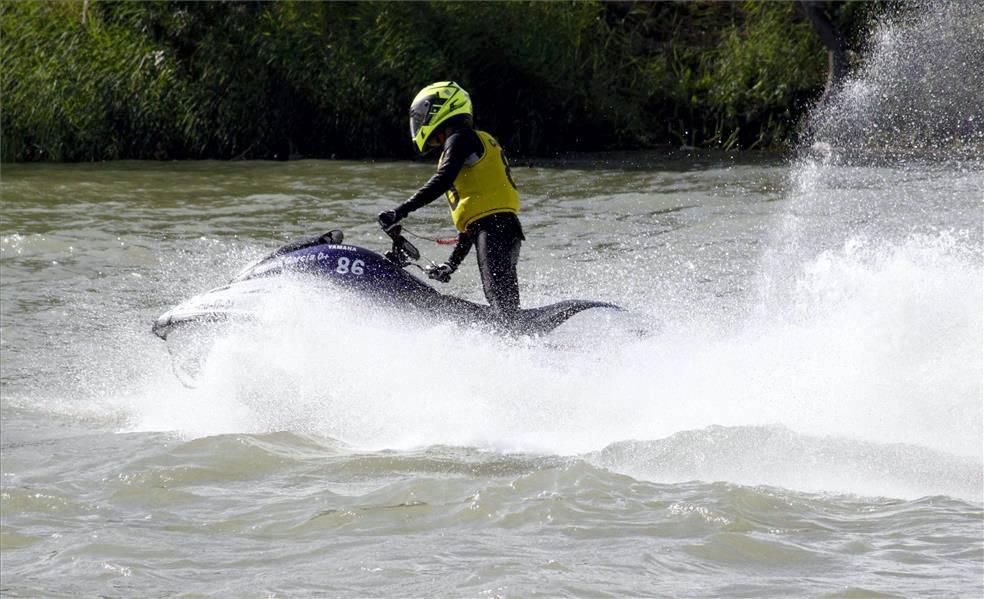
[152,312,173,339]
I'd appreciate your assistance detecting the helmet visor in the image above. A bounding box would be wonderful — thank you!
[409,98,433,144]
[409,113,423,142]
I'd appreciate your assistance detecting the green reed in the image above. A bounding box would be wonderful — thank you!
[1,1,877,162]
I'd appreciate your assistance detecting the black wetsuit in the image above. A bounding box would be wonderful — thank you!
[393,127,525,318]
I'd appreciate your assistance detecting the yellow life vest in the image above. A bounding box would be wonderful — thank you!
[445,131,520,232]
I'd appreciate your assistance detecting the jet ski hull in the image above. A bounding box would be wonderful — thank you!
[155,232,620,338]
[152,231,621,385]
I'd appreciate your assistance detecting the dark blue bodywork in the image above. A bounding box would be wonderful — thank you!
[152,231,620,340]
[234,242,436,300]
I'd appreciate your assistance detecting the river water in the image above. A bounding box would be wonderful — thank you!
[3,3,984,596]
[2,150,981,596]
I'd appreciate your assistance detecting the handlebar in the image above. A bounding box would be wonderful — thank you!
[383,224,420,266]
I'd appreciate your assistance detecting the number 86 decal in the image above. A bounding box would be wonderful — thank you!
[336,257,364,275]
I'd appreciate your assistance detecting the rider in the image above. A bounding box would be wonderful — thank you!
[378,81,524,321]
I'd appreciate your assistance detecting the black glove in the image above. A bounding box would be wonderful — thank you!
[426,262,455,283]
[378,210,402,232]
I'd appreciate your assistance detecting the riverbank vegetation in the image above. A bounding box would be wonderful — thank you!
[2,1,879,162]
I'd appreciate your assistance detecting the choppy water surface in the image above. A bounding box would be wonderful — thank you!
[2,151,981,596]
[3,4,984,595]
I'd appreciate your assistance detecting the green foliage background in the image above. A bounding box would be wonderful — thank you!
[1,0,874,161]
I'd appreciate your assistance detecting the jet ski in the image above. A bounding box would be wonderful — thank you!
[152,227,620,384]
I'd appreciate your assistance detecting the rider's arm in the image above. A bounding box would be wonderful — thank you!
[394,130,483,218]
[446,231,473,269]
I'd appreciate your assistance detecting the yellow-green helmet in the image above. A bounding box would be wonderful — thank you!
[409,81,473,153]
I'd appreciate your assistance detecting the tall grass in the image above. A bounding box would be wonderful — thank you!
[2,0,861,162]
